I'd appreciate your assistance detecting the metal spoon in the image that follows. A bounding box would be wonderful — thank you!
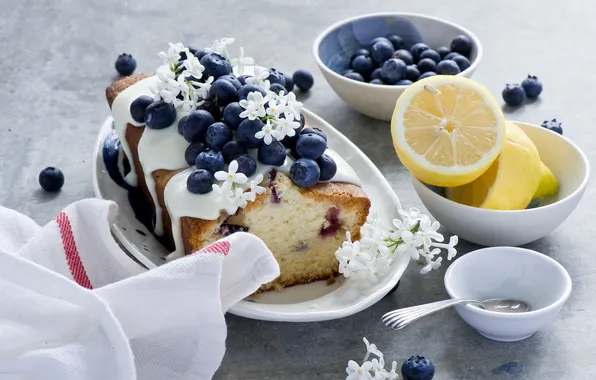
[382,298,530,330]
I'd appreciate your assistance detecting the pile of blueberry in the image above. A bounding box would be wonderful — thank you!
[401,355,435,380]
[541,118,563,135]
[343,34,473,85]
[502,75,543,106]
[128,50,330,194]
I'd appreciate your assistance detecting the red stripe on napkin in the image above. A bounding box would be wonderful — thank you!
[55,212,93,289]
[193,241,230,256]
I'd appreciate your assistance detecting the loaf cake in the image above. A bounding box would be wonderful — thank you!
[106,40,370,291]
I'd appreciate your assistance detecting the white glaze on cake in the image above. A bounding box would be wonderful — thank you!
[110,69,362,256]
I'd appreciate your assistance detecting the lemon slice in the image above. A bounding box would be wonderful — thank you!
[445,121,542,210]
[533,161,559,200]
[391,75,506,187]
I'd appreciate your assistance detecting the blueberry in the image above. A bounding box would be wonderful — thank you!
[410,43,430,62]
[370,79,384,85]
[185,141,207,166]
[268,68,286,87]
[380,58,407,84]
[405,65,421,82]
[222,102,244,130]
[234,154,257,176]
[205,122,233,150]
[145,101,177,130]
[387,35,405,50]
[401,355,435,380]
[370,41,394,65]
[177,115,188,135]
[219,74,242,90]
[452,55,471,72]
[296,133,327,159]
[392,49,414,65]
[541,118,563,134]
[130,95,153,123]
[209,78,238,107]
[443,52,461,61]
[258,141,287,166]
[222,140,248,163]
[436,60,461,75]
[196,100,221,121]
[419,49,441,63]
[237,119,265,148]
[269,83,287,95]
[370,68,383,81]
[237,75,252,86]
[351,48,370,61]
[39,167,64,192]
[283,73,294,92]
[344,72,364,82]
[186,169,214,194]
[200,52,232,79]
[316,154,337,181]
[369,37,392,49]
[115,53,136,76]
[292,70,314,92]
[301,126,327,141]
[351,55,375,77]
[396,79,413,86]
[417,58,437,74]
[195,149,224,174]
[502,84,526,106]
[521,75,543,99]
[281,131,300,148]
[419,72,437,80]
[437,46,451,59]
[450,35,473,57]
[193,49,209,60]
[182,110,215,142]
[290,158,320,188]
[237,84,267,101]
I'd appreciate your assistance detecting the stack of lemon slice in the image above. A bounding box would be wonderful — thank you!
[391,75,558,210]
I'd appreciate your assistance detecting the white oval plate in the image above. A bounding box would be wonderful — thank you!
[92,108,409,322]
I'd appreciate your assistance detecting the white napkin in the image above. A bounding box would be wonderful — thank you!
[0,198,280,380]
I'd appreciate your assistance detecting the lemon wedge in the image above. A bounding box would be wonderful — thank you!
[391,75,506,187]
[533,161,559,200]
[445,121,542,210]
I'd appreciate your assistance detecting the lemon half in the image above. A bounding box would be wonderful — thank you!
[391,75,506,187]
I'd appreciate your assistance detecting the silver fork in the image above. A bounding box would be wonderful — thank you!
[381,299,482,330]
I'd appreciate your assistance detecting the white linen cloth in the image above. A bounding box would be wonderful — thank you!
[0,198,280,380]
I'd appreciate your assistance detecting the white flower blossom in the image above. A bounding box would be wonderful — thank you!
[280,91,304,121]
[346,360,373,380]
[255,121,282,145]
[229,46,254,75]
[239,91,268,119]
[196,76,214,100]
[214,160,248,193]
[345,338,401,380]
[386,362,399,380]
[363,338,383,359]
[207,37,236,59]
[266,97,285,118]
[181,54,205,80]
[245,66,270,87]
[370,357,386,380]
[273,117,300,140]
[230,187,254,209]
[247,173,266,199]
[158,42,185,66]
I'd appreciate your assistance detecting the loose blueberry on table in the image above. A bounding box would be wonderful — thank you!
[342,34,472,85]
[502,84,526,106]
[115,53,136,76]
[541,118,563,134]
[401,355,435,380]
[521,75,543,98]
[293,69,314,92]
[39,167,65,192]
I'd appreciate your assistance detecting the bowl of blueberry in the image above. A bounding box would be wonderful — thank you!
[313,12,482,121]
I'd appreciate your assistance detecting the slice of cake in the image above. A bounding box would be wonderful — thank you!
[105,40,370,291]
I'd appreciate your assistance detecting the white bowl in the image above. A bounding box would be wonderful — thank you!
[444,246,572,342]
[313,12,483,121]
[412,121,590,246]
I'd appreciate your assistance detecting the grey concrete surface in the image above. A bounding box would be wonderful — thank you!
[1,0,594,378]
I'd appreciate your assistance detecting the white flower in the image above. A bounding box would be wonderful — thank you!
[255,121,282,145]
[266,97,285,118]
[230,187,254,208]
[246,66,270,87]
[247,173,266,200]
[370,357,386,379]
[196,76,214,100]
[207,37,236,59]
[280,91,304,121]
[346,360,373,380]
[363,338,383,359]
[386,361,399,380]
[273,117,300,140]
[214,160,248,193]
[239,91,268,119]
[182,54,205,80]
[158,42,185,66]
[229,46,254,75]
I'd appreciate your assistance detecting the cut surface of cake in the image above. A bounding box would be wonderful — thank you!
[105,40,370,291]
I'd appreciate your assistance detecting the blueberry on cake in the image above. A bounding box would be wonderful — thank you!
[105,40,370,291]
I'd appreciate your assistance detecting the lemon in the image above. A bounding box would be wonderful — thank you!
[533,161,559,200]
[445,121,542,210]
[391,75,506,187]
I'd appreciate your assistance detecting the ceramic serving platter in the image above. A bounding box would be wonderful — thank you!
[92,108,409,322]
